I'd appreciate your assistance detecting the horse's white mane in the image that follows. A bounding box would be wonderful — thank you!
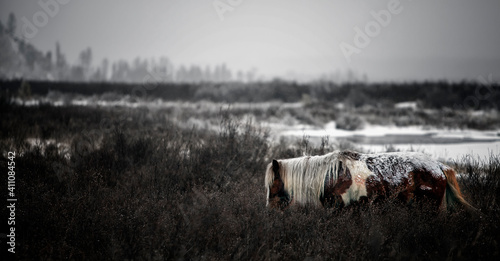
[265,151,341,206]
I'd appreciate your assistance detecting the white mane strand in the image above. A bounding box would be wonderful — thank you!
[266,152,340,206]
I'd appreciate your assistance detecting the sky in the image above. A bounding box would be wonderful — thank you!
[1,0,500,82]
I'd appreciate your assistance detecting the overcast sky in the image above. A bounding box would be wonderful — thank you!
[1,0,500,82]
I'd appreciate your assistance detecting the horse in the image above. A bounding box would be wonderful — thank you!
[265,150,474,211]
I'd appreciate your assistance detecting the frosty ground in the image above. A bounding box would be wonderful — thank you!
[1,82,500,260]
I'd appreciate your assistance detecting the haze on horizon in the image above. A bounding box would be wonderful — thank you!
[1,0,500,83]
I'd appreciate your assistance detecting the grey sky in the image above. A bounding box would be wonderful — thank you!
[1,0,499,82]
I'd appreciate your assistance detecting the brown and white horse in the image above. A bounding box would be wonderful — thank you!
[265,151,473,211]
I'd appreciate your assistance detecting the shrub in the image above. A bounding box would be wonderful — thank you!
[336,114,365,130]
[2,104,499,260]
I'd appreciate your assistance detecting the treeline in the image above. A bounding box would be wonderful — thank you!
[1,79,499,110]
[0,13,260,83]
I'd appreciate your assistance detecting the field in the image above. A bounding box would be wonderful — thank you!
[1,81,500,260]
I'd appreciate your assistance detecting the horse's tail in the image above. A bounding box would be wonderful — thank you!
[441,165,476,212]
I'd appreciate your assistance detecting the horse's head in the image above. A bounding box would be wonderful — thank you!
[266,159,291,210]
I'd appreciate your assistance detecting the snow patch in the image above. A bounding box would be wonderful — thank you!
[394,101,418,110]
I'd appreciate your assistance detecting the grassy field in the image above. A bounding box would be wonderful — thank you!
[1,101,499,260]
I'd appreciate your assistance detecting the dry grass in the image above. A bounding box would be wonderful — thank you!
[1,104,499,260]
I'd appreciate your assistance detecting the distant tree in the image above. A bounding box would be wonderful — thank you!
[214,65,222,82]
[220,63,232,82]
[345,86,370,108]
[111,60,131,82]
[78,47,92,80]
[346,69,355,83]
[18,79,32,103]
[56,42,64,68]
[70,66,85,81]
[176,65,188,82]
[237,70,244,82]
[129,57,148,82]
[99,58,109,81]
[45,51,52,65]
[42,51,53,76]
[155,56,174,82]
[203,65,212,82]
[7,12,16,36]
[0,18,22,78]
[188,65,203,82]
[246,68,257,82]
[90,59,109,82]
[90,68,103,81]
[19,42,39,70]
[55,42,69,80]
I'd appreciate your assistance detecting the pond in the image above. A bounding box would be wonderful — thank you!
[277,122,500,161]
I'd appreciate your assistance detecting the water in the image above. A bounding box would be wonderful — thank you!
[276,122,500,161]
[360,142,500,161]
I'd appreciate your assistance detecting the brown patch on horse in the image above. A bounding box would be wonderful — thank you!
[270,179,283,196]
[321,161,352,208]
[412,169,447,207]
[269,159,284,196]
[268,160,290,209]
[365,175,386,204]
[333,161,353,195]
[364,155,409,203]
[366,167,446,207]
[268,178,288,209]
[394,172,414,203]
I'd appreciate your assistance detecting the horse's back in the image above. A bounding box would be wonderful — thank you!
[360,152,448,205]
